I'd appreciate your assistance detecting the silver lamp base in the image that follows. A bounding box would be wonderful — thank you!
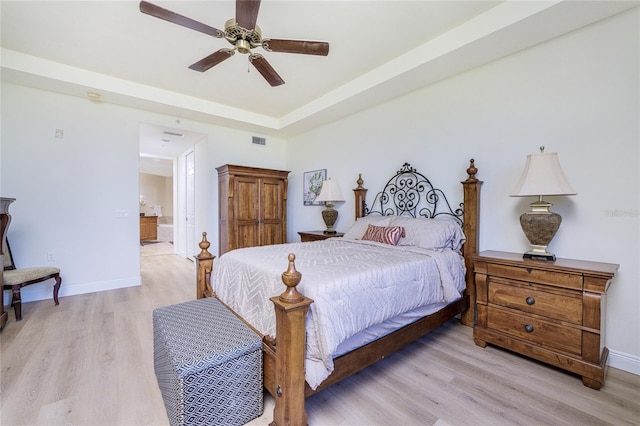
[321,202,338,234]
[523,247,557,262]
[519,199,561,261]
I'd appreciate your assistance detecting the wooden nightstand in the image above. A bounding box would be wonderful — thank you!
[298,231,344,242]
[471,250,618,390]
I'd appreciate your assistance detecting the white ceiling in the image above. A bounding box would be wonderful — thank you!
[2,0,637,161]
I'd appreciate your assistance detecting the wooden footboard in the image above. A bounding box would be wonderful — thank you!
[195,232,215,300]
[268,254,313,426]
[195,160,482,426]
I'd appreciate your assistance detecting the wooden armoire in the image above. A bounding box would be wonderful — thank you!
[216,165,289,255]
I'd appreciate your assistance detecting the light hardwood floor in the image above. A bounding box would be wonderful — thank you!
[2,249,638,425]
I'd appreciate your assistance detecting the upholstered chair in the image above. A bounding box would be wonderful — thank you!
[3,238,61,321]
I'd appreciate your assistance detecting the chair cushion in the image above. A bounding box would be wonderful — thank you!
[3,267,60,286]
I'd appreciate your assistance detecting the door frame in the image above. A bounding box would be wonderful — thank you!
[180,148,196,260]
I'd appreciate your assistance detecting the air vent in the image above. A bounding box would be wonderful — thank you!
[252,136,266,146]
[163,131,183,137]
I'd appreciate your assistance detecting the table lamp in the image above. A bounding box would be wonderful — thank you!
[315,178,345,234]
[510,146,576,261]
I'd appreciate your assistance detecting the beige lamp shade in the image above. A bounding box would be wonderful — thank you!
[316,179,345,203]
[510,149,576,197]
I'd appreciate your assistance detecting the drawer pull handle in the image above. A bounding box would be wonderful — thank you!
[524,324,534,333]
[526,297,535,305]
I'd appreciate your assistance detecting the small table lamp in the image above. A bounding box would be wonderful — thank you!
[315,178,345,234]
[510,146,576,261]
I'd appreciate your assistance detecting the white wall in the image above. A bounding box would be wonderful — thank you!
[286,9,639,370]
[2,85,142,300]
[139,173,171,219]
[1,82,286,303]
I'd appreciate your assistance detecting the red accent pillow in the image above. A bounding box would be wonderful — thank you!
[361,225,405,246]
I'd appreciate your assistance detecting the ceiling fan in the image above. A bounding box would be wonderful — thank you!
[139,0,330,87]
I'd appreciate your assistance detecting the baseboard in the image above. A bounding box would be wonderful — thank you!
[608,348,640,376]
[3,276,141,306]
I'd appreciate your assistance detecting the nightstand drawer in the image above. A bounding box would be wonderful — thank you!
[487,263,582,290]
[488,278,582,324]
[487,306,582,356]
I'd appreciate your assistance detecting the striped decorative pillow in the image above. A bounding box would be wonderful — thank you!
[361,224,405,246]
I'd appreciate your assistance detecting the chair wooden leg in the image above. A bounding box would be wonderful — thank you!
[11,286,22,321]
[53,275,61,305]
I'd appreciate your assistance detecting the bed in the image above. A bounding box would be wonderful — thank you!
[195,160,481,425]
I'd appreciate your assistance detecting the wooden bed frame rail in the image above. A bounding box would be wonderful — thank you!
[195,160,481,426]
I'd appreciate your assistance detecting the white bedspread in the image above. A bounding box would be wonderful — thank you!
[212,238,466,389]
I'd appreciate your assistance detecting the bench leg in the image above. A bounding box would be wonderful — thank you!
[11,286,22,321]
[53,275,61,305]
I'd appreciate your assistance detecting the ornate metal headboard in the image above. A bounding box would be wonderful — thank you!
[364,162,464,226]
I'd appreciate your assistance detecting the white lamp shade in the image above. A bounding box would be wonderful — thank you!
[510,151,577,197]
[316,179,345,202]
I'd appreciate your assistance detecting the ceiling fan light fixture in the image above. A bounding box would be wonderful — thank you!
[224,18,262,50]
[236,39,251,54]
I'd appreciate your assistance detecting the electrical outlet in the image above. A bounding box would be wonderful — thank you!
[47,251,55,261]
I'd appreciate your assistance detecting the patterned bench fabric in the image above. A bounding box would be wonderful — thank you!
[153,298,263,426]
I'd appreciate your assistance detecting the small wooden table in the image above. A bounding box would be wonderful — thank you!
[298,231,344,242]
[471,250,618,389]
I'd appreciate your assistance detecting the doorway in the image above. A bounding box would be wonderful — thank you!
[138,123,204,259]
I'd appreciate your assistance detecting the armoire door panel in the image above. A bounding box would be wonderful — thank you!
[261,223,284,246]
[217,165,289,254]
[237,223,258,249]
[236,179,260,222]
[261,179,284,222]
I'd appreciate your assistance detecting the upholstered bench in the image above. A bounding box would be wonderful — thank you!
[153,298,263,426]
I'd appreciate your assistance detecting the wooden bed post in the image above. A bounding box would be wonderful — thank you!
[195,232,216,299]
[460,159,482,326]
[270,254,313,426]
[353,173,367,219]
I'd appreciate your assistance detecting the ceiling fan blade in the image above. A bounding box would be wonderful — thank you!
[262,39,329,56]
[250,54,285,87]
[189,49,235,72]
[236,0,261,30]
[139,1,224,38]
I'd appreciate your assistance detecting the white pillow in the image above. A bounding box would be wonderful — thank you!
[342,215,392,240]
[389,216,466,251]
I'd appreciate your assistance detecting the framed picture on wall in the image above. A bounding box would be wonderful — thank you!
[303,169,326,205]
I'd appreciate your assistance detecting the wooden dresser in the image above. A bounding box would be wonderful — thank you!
[471,250,618,390]
[140,215,158,241]
[298,231,344,242]
[217,165,289,255]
